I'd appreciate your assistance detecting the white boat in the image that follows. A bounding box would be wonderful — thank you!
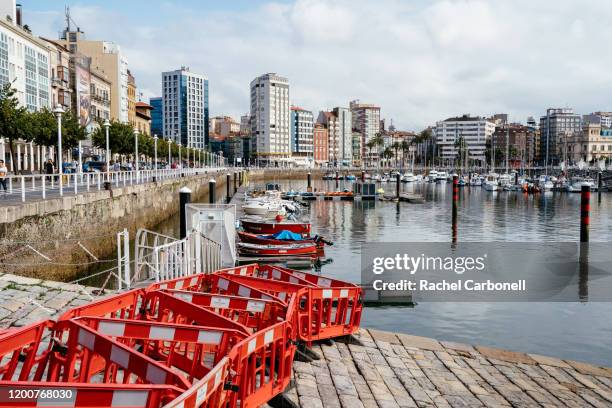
[436,171,448,184]
[415,174,423,182]
[498,174,512,189]
[469,174,482,186]
[389,171,401,181]
[380,175,389,183]
[567,177,596,192]
[425,170,439,183]
[243,201,286,216]
[538,175,554,191]
[401,172,417,182]
[371,174,381,182]
[483,174,499,191]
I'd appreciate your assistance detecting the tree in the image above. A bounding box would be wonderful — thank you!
[382,147,394,167]
[401,140,411,169]
[61,111,87,150]
[30,108,57,148]
[365,139,377,168]
[391,141,402,169]
[0,83,30,173]
[371,133,384,168]
[91,119,135,157]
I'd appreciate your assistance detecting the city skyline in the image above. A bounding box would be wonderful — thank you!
[22,0,612,130]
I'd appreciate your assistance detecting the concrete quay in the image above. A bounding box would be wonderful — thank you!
[282,328,612,408]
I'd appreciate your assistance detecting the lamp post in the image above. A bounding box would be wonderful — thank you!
[133,128,139,183]
[168,139,172,168]
[53,104,65,196]
[153,134,158,178]
[178,143,182,169]
[103,119,110,181]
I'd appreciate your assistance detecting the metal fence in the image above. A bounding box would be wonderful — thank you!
[134,228,221,286]
[0,167,228,203]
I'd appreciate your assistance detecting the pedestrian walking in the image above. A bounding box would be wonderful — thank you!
[45,158,54,181]
[0,160,8,197]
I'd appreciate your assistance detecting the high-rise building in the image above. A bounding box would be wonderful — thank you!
[350,100,380,166]
[149,97,162,136]
[585,112,612,128]
[250,73,290,165]
[539,108,581,166]
[317,111,339,164]
[291,106,314,166]
[162,67,209,149]
[313,123,329,166]
[334,107,352,166]
[59,29,129,123]
[434,114,496,163]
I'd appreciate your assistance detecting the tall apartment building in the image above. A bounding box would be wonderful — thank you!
[434,115,496,163]
[58,29,129,123]
[334,107,352,166]
[149,97,162,136]
[350,100,380,165]
[317,111,339,164]
[162,67,209,149]
[250,73,290,164]
[313,123,329,166]
[127,69,136,127]
[491,124,536,166]
[40,38,71,112]
[291,107,314,165]
[539,108,581,166]
[0,13,51,112]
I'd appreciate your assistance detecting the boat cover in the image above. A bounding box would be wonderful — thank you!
[268,230,304,241]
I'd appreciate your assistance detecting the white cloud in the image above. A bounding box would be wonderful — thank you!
[23,0,612,129]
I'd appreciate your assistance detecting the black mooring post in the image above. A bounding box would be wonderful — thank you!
[226,173,231,203]
[307,172,312,192]
[179,186,192,239]
[209,179,216,204]
[234,172,238,194]
[580,184,590,242]
[396,173,400,198]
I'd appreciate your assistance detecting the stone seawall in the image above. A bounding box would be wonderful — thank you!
[0,171,235,281]
[0,168,323,281]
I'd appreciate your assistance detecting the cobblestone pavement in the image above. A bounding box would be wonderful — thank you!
[288,328,612,408]
[0,272,110,328]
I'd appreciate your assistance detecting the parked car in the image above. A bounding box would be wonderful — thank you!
[83,161,106,172]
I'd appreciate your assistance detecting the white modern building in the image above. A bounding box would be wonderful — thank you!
[291,106,314,166]
[434,115,496,162]
[162,67,209,149]
[0,13,51,111]
[334,107,352,166]
[250,73,290,164]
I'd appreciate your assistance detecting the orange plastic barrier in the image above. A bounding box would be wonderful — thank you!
[0,263,362,408]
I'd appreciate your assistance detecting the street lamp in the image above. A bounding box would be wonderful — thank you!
[103,119,110,181]
[53,104,65,196]
[168,139,172,167]
[153,134,158,177]
[134,128,140,179]
[178,143,182,169]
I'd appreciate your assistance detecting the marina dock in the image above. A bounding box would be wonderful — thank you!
[283,328,612,408]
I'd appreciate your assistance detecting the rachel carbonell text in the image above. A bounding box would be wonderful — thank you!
[372,253,487,275]
[372,279,526,292]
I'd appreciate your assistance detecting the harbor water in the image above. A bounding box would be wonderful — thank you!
[157,177,612,367]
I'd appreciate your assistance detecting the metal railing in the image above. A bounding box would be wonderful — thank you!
[0,166,228,203]
[134,228,221,286]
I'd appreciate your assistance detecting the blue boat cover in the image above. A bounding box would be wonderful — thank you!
[268,230,304,241]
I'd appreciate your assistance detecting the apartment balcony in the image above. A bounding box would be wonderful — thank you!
[51,77,70,89]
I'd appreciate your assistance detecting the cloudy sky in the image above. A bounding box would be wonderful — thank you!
[22,0,612,129]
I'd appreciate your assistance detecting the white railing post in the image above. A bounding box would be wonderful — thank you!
[74,173,77,195]
[42,176,46,199]
[21,176,25,202]
[123,228,131,289]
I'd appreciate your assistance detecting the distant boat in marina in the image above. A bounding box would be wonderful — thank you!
[401,173,417,182]
[567,177,596,192]
[483,174,499,191]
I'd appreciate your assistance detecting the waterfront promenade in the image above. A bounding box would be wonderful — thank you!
[285,329,612,408]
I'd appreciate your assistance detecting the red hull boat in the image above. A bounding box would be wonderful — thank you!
[237,231,331,249]
[241,219,311,236]
[237,242,318,257]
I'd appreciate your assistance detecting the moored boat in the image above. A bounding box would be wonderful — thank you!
[237,230,333,249]
[237,242,319,257]
[241,218,311,236]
